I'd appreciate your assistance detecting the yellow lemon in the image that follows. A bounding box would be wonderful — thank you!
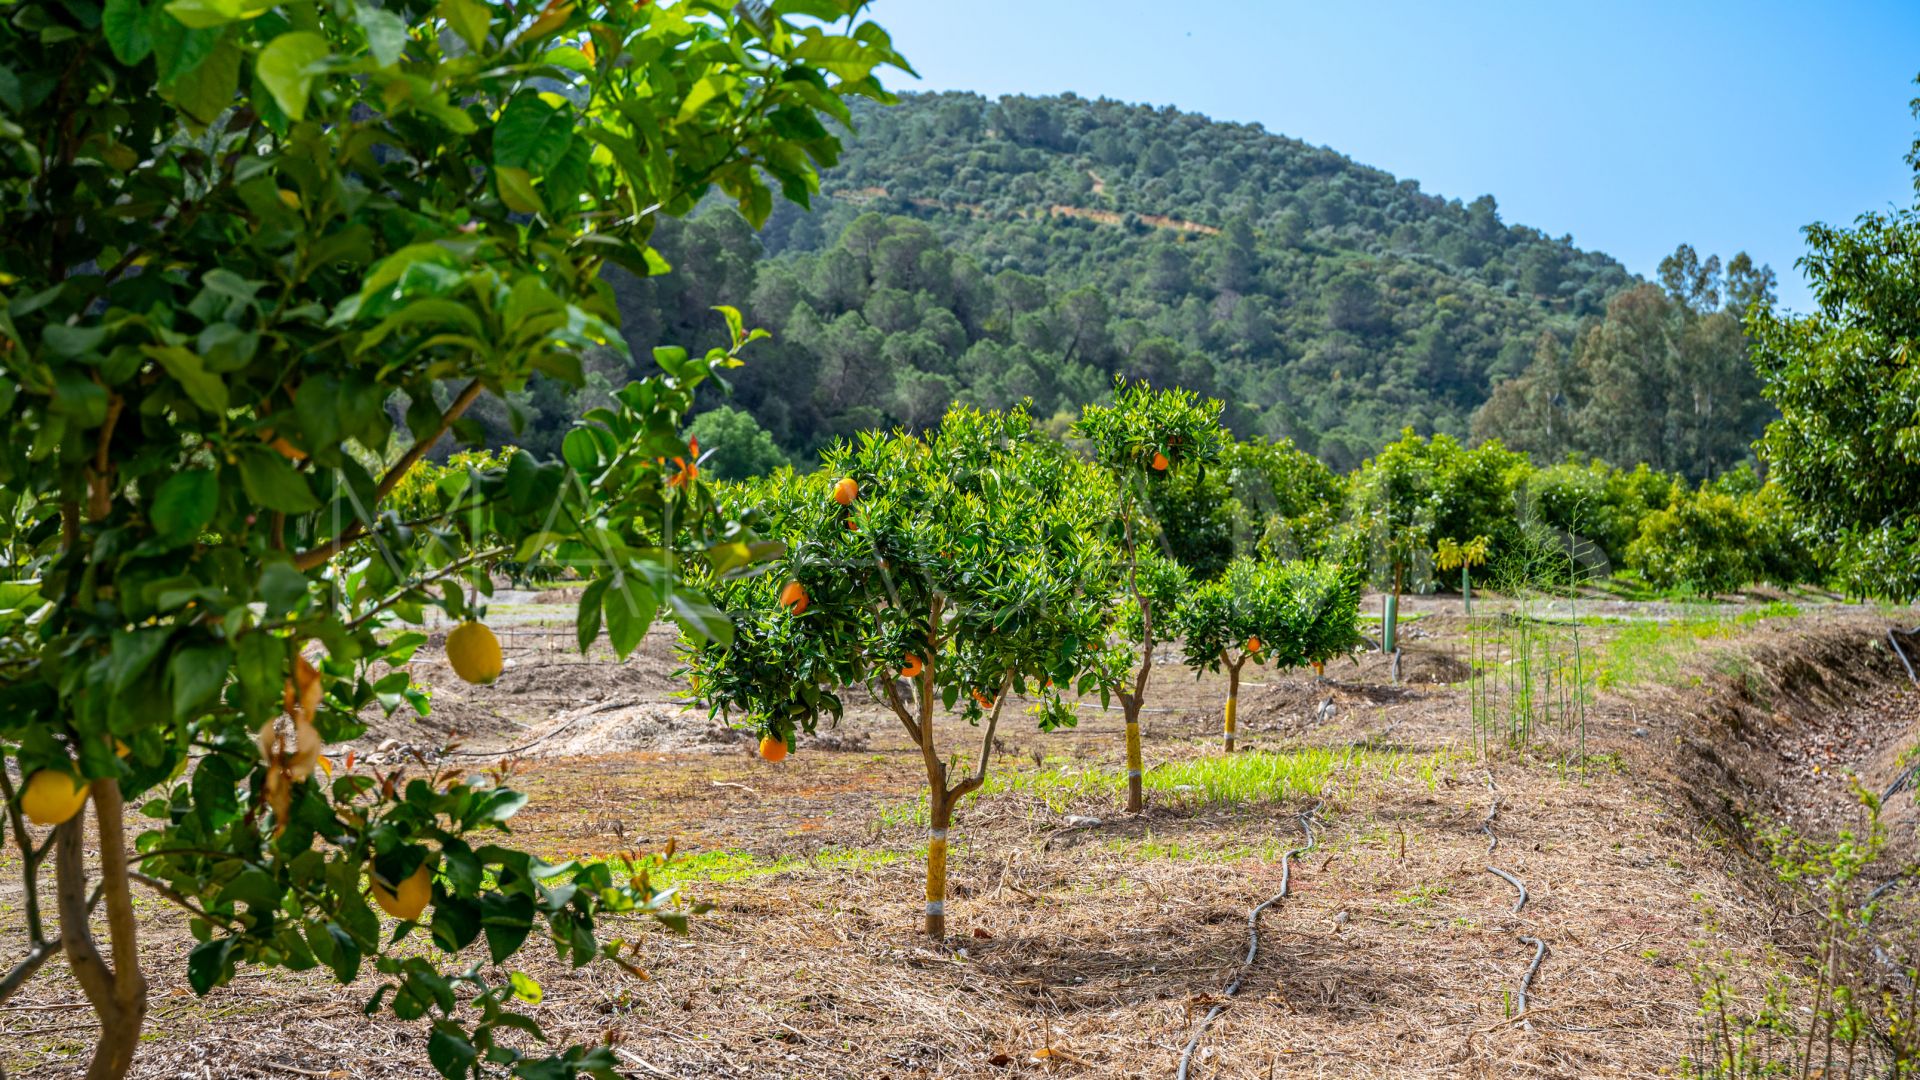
[446,622,503,685]
[21,770,89,827]
[371,862,433,922]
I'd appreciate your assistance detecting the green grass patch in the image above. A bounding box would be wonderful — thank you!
[1592,602,1801,691]
[981,746,1455,810]
[581,845,903,888]
[1105,833,1291,863]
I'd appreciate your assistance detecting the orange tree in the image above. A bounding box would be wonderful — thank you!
[1072,380,1225,812]
[683,406,1125,939]
[1177,558,1366,751]
[0,1,906,1076]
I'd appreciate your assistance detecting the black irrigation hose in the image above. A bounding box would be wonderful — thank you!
[1892,626,1920,689]
[1481,772,1544,1031]
[1481,774,1526,913]
[1515,936,1548,1031]
[1175,803,1321,1080]
[1487,865,1529,914]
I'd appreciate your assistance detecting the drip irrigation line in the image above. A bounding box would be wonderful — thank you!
[1515,937,1547,1032]
[1892,626,1919,688]
[1884,763,1920,804]
[1869,876,1909,906]
[1486,865,1528,914]
[1175,803,1321,1080]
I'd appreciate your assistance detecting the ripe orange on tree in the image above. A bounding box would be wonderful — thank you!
[780,581,810,614]
[833,477,858,505]
[759,736,789,763]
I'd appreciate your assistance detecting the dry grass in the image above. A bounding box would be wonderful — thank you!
[6,598,1920,1078]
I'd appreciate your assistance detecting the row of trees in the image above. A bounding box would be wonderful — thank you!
[682,384,1364,938]
[686,410,1828,602]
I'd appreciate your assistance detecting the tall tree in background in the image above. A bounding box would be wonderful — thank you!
[1474,245,1774,481]
[1748,78,1920,601]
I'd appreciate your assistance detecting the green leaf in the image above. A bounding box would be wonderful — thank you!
[160,38,241,124]
[353,3,407,66]
[150,8,220,83]
[508,970,542,1004]
[168,643,232,721]
[426,1024,478,1079]
[192,752,241,827]
[256,31,330,121]
[493,91,573,172]
[495,166,544,215]
[238,449,320,513]
[258,561,310,613]
[43,324,108,359]
[103,0,155,64]
[186,937,232,995]
[575,576,609,653]
[668,589,732,647]
[163,0,258,29]
[110,627,173,694]
[146,346,228,413]
[437,0,488,51]
[676,73,732,123]
[151,468,218,542]
[480,891,535,964]
[602,576,656,660]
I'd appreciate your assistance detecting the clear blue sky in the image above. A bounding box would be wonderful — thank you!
[869,1,1920,313]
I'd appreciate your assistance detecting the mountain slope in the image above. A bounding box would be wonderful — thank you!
[601,92,1643,469]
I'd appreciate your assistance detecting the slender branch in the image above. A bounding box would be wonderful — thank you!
[292,377,486,570]
[0,770,45,943]
[0,939,63,1008]
[86,392,125,522]
[347,544,511,630]
[129,872,232,930]
[950,672,1013,801]
[0,886,101,1008]
[877,672,923,745]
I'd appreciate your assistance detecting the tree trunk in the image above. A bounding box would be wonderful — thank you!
[57,784,149,1080]
[1123,701,1144,814]
[1222,661,1241,752]
[925,794,951,939]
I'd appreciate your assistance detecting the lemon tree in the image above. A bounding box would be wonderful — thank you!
[1072,379,1226,813]
[0,1,907,1076]
[684,406,1126,939]
[1177,558,1367,751]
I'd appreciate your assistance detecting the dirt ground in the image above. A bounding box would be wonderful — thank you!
[5,594,1920,1078]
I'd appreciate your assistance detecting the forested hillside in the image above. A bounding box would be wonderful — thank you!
[475,92,1770,477]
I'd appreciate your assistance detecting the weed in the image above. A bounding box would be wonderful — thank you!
[1682,791,1920,1078]
[1394,883,1449,908]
